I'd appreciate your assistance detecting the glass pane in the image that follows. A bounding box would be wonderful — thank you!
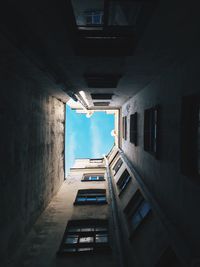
[90,176,97,180]
[121,175,131,191]
[131,212,142,230]
[96,234,108,243]
[77,197,86,202]
[78,247,93,252]
[87,197,97,202]
[108,1,142,26]
[63,248,76,252]
[139,201,151,218]
[68,227,80,232]
[80,227,94,232]
[71,0,104,26]
[95,227,107,232]
[79,236,94,243]
[65,235,78,244]
[97,196,106,203]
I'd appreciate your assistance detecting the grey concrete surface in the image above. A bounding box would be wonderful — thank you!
[0,33,65,265]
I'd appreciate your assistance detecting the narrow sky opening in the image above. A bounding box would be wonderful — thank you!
[65,104,115,175]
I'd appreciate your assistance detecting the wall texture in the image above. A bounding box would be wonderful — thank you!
[0,33,65,265]
[121,50,200,265]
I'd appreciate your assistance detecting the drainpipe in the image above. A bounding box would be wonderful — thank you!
[104,155,125,267]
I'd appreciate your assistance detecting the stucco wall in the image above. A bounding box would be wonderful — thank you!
[0,34,65,264]
[121,51,200,263]
[109,152,169,267]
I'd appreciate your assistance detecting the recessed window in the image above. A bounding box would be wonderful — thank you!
[82,174,105,181]
[57,219,110,255]
[122,116,127,140]
[181,95,200,178]
[85,10,104,25]
[112,158,123,175]
[130,112,138,146]
[74,189,107,205]
[156,247,182,267]
[93,102,110,106]
[124,190,151,235]
[117,169,131,195]
[91,93,113,100]
[144,106,159,157]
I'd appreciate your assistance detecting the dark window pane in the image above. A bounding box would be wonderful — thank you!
[80,227,94,232]
[79,236,94,243]
[97,196,106,203]
[139,201,151,218]
[78,247,93,252]
[65,235,79,244]
[96,234,108,243]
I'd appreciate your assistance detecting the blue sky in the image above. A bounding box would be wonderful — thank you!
[65,105,115,175]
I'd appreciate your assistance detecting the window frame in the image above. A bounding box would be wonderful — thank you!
[122,116,127,140]
[85,10,104,26]
[130,112,138,146]
[57,219,110,255]
[74,189,107,205]
[124,190,151,238]
[117,169,131,195]
[112,158,123,175]
[144,105,160,158]
[82,174,105,182]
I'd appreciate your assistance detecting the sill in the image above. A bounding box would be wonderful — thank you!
[57,246,111,256]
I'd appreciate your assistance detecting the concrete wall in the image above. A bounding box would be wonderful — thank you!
[109,150,170,267]
[55,159,116,267]
[121,50,200,265]
[0,33,65,264]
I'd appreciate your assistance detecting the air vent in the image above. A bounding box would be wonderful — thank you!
[84,74,121,88]
[91,93,113,100]
[93,102,110,106]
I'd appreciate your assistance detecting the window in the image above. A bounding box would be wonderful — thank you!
[91,93,113,100]
[130,112,138,146]
[122,116,127,140]
[82,174,105,181]
[144,106,159,157]
[181,95,200,178]
[74,189,107,205]
[117,169,131,195]
[93,102,110,106]
[124,190,151,235]
[112,158,123,175]
[57,219,110,255]
[85,10,104,25]
[156,247,182,267]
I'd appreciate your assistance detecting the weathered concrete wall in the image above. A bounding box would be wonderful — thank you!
[0,33,65,264]
[109,151,169,267]
[4,160,116,267]
[121,50,200,265]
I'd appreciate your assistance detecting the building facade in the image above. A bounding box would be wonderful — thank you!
[1,0,200,266]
